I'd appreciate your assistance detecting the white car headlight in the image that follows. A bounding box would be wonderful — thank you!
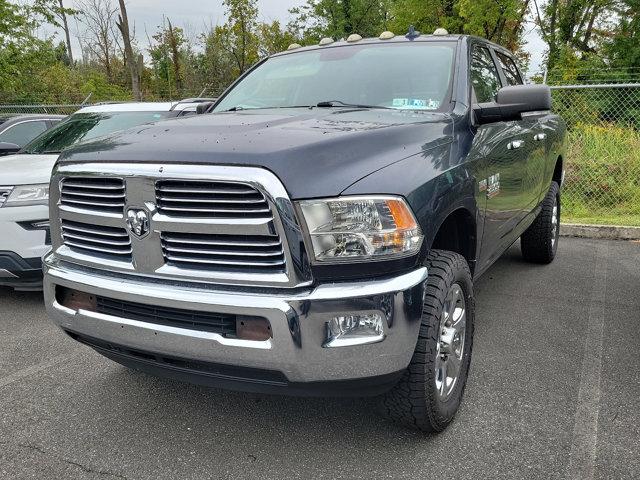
[299,196,423,262]
[1,184,49,207]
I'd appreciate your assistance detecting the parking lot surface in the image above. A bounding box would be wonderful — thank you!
[1,237,638,480]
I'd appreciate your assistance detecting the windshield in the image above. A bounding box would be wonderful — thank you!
[21,111,171,155]
[214,42,456,113]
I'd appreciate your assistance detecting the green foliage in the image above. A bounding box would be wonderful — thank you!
[564,124,640,226]
[289,0,393,42]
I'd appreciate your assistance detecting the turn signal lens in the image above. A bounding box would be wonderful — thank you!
[299,196,423,262]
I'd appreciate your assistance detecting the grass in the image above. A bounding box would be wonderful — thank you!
[563,123,640,227]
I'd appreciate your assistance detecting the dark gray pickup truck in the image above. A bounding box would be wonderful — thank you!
[44,30,566,432]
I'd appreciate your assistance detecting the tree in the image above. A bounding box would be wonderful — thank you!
[289,0,393,43]
[533,0,618,71]
[116,0,141,100]
[55,0,76,64]
[223,0,259,75]
[78,0,119,81]
[257,21,297,56]
[148,18,188,98]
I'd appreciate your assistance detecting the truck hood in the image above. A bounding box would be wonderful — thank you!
[59,109,454,199]
[0,153,59,186]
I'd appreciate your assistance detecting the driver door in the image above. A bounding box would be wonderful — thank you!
[469,45,532,271]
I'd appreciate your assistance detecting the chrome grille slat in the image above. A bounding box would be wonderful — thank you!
[62,182,125,190]
[157,196,265,204]
[63,232,131,246]
[158,205,272,214]
[163,246,285,257]
[159,187,257,195]
[164,254,285,268]
[162,233,281,247]
[62,190,126,199]
[61,223,129,238]
[61,177,125,214]
[61,220,131,260]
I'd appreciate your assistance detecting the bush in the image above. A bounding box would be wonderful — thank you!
[564,123,640,225]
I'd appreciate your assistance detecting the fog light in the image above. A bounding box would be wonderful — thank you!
[324,313,385,348]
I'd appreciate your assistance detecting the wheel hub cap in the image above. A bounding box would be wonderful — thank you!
[435,283,466,400]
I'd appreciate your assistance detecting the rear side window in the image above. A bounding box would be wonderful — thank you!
[470,46,502,103]
[496,52,523,86]
[0,120,48,146]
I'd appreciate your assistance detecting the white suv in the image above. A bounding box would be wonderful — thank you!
[0,100,209,290]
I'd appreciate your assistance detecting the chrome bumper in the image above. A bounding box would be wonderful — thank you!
[44,253,427,384]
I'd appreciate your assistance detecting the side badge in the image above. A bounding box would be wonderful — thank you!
[487,173,501,198]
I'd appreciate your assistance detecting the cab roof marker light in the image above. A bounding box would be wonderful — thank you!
[379,31,395,40]
[319,37,334,46]
[287,43,302,51]
[433,28,449,35]
[346,34,362,43]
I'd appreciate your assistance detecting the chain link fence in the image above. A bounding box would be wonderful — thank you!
[0,103,86,116]
[550,83,640,226]
[2,82,640,227]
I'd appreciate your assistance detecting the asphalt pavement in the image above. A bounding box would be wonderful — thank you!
[1,237,638,480]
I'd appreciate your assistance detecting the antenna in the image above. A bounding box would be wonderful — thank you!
[406,25,421,40]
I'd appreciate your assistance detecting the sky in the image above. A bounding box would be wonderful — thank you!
[43,0,546,74]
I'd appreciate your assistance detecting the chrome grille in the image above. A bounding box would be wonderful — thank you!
[161,232,286,272]
[61,219,131,260]
[155,180,271,218]
[52,164,312,288]
[0,187,12,207]
[60,177,125,214]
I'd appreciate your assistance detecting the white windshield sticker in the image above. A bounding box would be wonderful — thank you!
[392,98,440,110]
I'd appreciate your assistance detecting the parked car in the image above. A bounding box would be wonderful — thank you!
[0,114,66,156]
[0,101,206,291]
[43,31,567,431]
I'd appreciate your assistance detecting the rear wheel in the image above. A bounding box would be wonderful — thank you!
[379,250,475,432]
[521,181,560,264]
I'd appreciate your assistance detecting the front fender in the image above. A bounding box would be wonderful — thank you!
[340,143,479,263]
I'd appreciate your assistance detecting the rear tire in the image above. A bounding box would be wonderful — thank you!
[379,250,475,433]
[521,181,560,264]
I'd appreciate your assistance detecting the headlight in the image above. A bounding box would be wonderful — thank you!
[1,184,49,207]
[299,196,423,262]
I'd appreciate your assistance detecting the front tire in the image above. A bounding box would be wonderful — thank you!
[521,181,560,264]
[379,250,475,433]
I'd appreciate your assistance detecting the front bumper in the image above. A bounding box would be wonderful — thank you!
[0,252,44,290]
[0,204,50,290]
[44,254,427,394]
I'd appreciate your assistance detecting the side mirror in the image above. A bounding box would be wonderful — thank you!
[196,102,215,114]
[0,142,21,156]
[474,84,551,125]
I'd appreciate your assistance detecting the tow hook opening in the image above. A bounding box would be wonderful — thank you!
[56,286,97,312]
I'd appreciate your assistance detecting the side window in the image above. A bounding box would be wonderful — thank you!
[470,46,502,103]
[0,121,48,146]
[496,52,523,86]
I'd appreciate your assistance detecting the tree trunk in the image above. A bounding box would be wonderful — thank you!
[167,18,183,95]
[117,0,141,100]
[58,0,74,64]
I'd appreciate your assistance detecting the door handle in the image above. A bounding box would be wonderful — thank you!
[507,140,524,150]
[534,133,547,141]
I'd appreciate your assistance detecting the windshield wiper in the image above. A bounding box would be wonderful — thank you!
[316,100,394,110]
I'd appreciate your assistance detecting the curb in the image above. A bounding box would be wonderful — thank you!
[560,223,640,240]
